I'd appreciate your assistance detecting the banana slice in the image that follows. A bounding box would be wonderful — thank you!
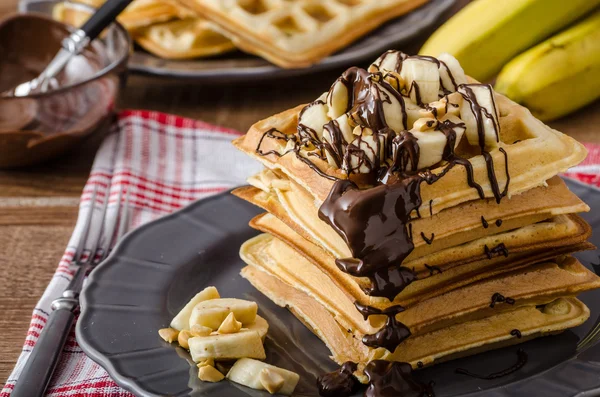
[343,133,387,174]
[226,358,300,396]
[327,78,349,119]
[401,57,440,105]
[377,81,407,133]
[438,53,468,93]
[170,286,220,331]
[189,329,266,361]
[458,84,500,150]
[189,298,258,330]
[370,50,407,74]
[410,130,447,170]
[298,100,330,141]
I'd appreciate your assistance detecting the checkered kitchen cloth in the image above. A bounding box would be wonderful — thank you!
[2,110,600,396]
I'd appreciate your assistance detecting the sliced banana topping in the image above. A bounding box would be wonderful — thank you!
[459,84,500,150]
[438,52,468,93]
[327,78,349,119]
[268,51,505,180]
[298,100,329,141]
[401,57,440,105]
[189,329,266,361]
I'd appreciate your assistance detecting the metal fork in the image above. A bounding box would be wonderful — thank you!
[12,185,131,397]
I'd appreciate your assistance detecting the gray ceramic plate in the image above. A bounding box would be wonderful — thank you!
[77,178,600,397]
[128,0,455,82]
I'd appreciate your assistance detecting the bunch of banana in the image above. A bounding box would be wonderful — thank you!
[158,286,299,395]
[419,0,600,82]
[495,10,600,121]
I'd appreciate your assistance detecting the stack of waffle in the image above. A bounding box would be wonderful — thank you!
[54,0,234,59]
[231,50,599,383]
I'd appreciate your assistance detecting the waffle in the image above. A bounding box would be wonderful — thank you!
[178,0,429,68]
[53,0,234,59]
[134,18,236,59]
[241,265,590,381]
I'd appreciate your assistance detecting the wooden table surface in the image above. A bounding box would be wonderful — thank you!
[1,0,599,385]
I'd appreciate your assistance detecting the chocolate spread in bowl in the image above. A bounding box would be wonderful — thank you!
[0,13,127,167]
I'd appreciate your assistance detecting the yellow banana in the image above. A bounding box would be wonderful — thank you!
[495,10,600,121]
[419,0,600,81]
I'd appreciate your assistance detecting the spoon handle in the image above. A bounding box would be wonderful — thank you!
[80,0,133,41]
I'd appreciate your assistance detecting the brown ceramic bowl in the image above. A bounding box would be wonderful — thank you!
[0,1,130,168]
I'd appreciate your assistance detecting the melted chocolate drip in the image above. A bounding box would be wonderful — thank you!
[424,264,442,276]
[317,362,358,397]
[428,200,433,217]
[511,329,522,339]
[484,243,509,259]
[496,219,503,227]
[364,360,435,397]
[363,316,412,352]
[490,293,515,308]
[421,232,434,245]
[354,303,411,352]
[481,216,489,228]
[455,349,527,380]
[417,361,424,368]
[321,179,420,300]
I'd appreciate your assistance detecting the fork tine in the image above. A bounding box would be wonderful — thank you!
[115,189,131,242]
[103,188,131,260]
[85,183,111,264]
[98,187,123,262]
[73,184,98,264]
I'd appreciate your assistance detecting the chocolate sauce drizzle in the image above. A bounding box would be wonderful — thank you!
[495,219,503,227]
[511,329,522,339]
[481,216,489,229]
[421,232,435,245]
[455,349,528,380]
[355,302,411,352]
[365,361,435,397]
[490,293,515,308]
[484,243,509,259]
[317,361,358,397]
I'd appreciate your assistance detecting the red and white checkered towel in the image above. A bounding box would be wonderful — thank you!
[1,110,599,397]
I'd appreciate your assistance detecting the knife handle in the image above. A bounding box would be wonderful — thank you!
[80,0,134,41]
[11,306,76,397]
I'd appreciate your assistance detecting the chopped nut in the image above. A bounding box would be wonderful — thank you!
[198,365,225,382]
[383,71,404,92]
[217,312,242,334]
[178,329,193,349]
[197,357,215,368]
[158,328,179,343]
[259,368,285,394]
[367,64,379,73]
[352,126,373,137]
[446,92,463,116]
[413,117,438,132]
[428,99,448,118]
[190,324,213,337]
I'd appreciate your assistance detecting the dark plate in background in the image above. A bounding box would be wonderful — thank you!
[118,0,454,82]
[77,178,600,397]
